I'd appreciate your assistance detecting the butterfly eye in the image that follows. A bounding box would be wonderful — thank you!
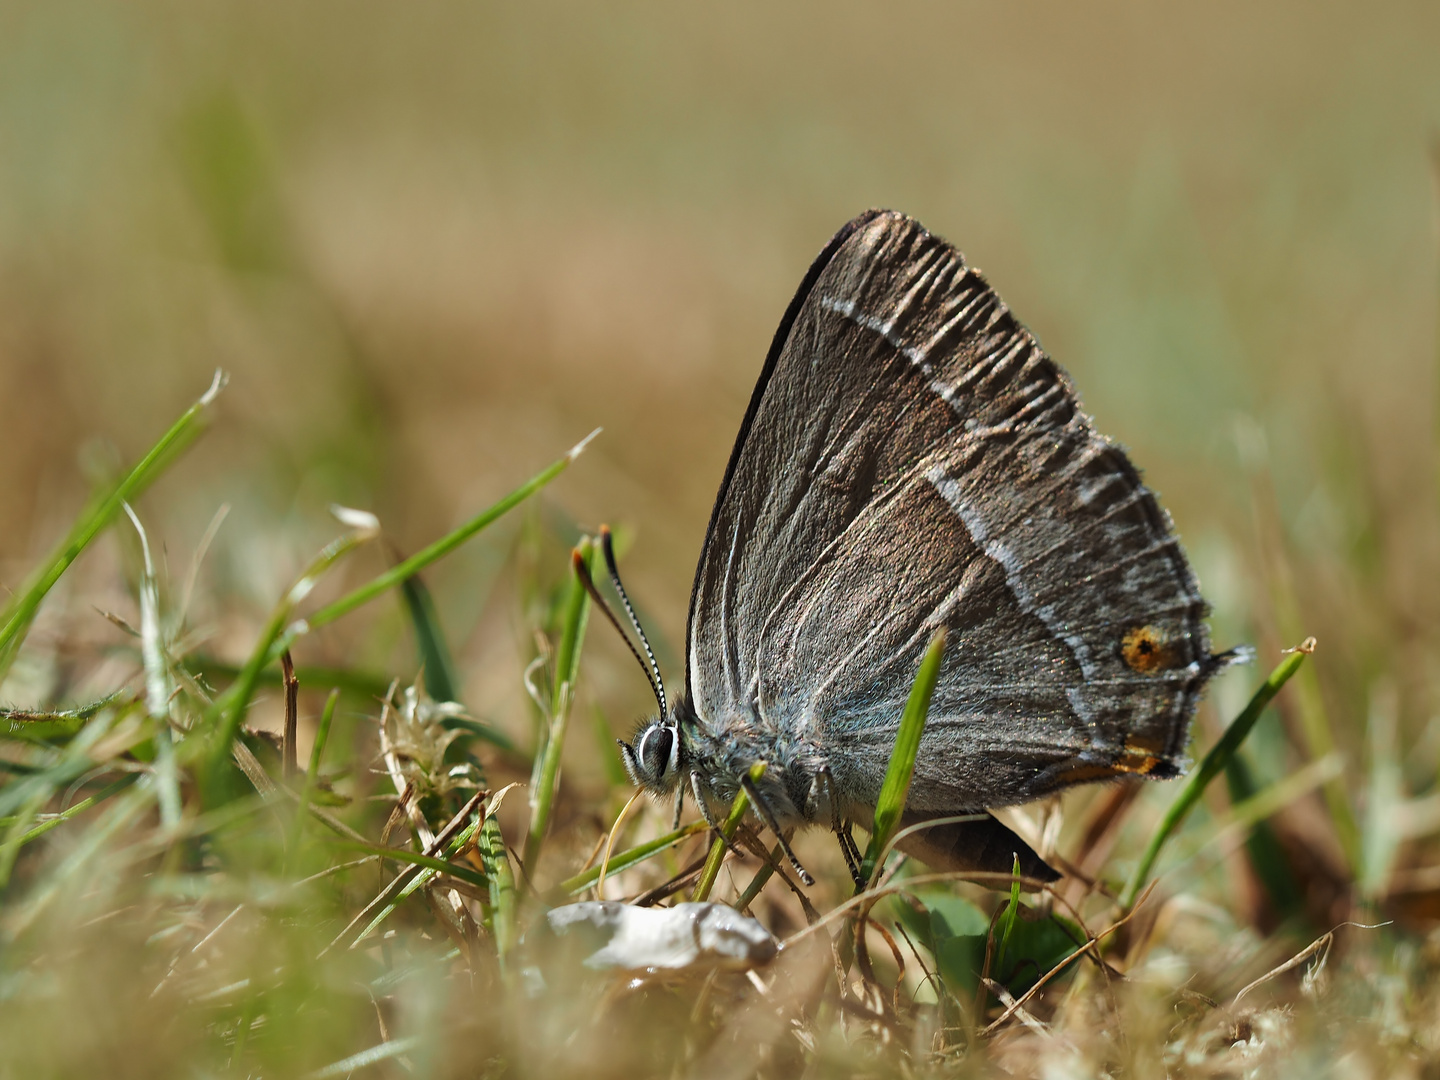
[638,725,675,781]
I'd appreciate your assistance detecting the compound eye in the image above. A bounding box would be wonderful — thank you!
[638,725,675,781]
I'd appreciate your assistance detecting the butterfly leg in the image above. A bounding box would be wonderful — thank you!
[816,765,865,888]
[671,782,685,831]
[740,773,816,887]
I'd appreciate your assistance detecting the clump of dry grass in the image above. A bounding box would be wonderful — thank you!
[2,377,1439,1080]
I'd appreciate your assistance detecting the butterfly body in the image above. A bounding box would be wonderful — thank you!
[614,209,1237,885]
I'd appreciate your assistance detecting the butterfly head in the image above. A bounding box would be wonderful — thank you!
[618,717,683,793]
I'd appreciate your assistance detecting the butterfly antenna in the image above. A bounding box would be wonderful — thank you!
[572,541,667,716]
[599,525,668,716]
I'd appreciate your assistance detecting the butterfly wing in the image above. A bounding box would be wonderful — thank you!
[686,210,1226,813]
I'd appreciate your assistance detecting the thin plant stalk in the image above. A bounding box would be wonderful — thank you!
[522,537,596,876]
[735,841,785,911]
[0,371,226,683]
[692,762,765,903]
[859,628,947,888]
[288,687,340,857]
[1120,637,1317,909]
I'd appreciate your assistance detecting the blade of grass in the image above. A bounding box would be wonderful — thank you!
[393,559,521,964]
[8,773,140,848]
[337,840,490,892]
[301,430,599,635]
[692,762,765,903]
[0,371,226,684]
[1120,637,1317,908]
[399,572,460,705]
[288,687,340,857]
[559,820,709,894]
[396,570,514,752]
[860,628,947,888]
[1,691,132,742]
[1225,752,1305,919]
[591,704,629,788]
[521,537,596,876]
[995,854,1022,974]
[479,813,517,967]
[0,711,119,819]
[336,792,491,950]
[734,841,785,911]
[122,503,174,722]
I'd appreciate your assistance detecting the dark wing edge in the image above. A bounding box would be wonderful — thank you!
[681,209,889,704]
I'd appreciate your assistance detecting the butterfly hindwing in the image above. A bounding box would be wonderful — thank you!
[687,211,1220,814]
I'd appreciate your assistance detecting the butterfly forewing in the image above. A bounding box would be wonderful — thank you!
[687,211,1221,814]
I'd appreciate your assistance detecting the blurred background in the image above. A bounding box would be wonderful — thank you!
[1,1,1438,848]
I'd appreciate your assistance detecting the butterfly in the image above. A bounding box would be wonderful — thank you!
[585,209,1237,888]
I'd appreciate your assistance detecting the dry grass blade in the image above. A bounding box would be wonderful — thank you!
[594,788,644,901]
[982,978,1051,1039]
[1231,921,1391,1005]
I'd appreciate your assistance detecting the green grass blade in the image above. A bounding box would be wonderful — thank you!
[734,841,784,911]
[559,820,708,894]
[303,431,599,634]
[0,372,226,684]
[995,854,1022,973]
[0,712,118,820]
[1,691,132,742]
[8,774,139,849]
[399,573,460,705]
[397,570,514,753]
[479,814,517,968]
[692,762,765,903]
[521,537,596,876]
[859,628,946,888]
[1224,753,1305,920]
[1120,637,1316,908]
[337,840,490,892]
[591,704,629,788]
[348,815,487,947]
[288,687,340,857]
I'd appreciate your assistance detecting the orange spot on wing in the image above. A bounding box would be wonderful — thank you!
[1121,625,1174,673]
